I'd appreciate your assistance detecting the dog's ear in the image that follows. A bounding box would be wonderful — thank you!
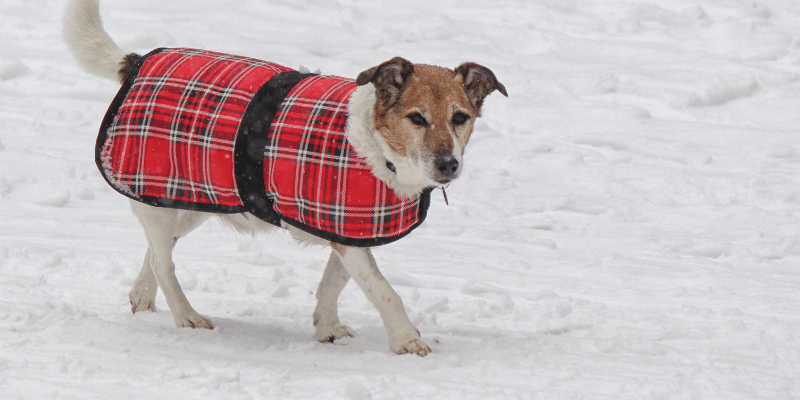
[454,62,508,112]
[356,57,415,111]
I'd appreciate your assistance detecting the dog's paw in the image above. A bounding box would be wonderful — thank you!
[130,298,156,314]
[315,322,355,343]
[129,291,157,314]
[391,337,432,357]
[175,313,215,330]
[129,280,158,314]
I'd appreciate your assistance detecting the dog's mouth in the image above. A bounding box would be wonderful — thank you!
[384,155,461,191]
[434,176,455,185]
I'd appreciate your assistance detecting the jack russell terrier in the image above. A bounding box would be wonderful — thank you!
[64,0,506,356]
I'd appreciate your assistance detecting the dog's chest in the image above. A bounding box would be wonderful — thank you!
[97,48,430,246]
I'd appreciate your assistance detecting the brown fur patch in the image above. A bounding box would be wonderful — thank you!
[117,53,144,84]
[372,64,476,159]
[356,57,414,113]
[454,62,508,113]
[330,242,348,256]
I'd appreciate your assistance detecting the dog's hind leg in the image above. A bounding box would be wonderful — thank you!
[130,202,214,329]
[313,250,355,342]
[129,247,158,313]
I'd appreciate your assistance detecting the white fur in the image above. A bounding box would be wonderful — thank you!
[63,0,128,82]
[126,201,430,355]
[64,0,433,356]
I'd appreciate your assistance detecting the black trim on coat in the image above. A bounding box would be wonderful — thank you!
[276,187,433,247]
[234,71,312,226]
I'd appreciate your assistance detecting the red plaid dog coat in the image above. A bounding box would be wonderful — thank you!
[98,48,431,247]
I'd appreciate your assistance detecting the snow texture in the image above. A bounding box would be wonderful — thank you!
[2,0,800,398]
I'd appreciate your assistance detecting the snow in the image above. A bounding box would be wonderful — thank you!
[2,0,800,398]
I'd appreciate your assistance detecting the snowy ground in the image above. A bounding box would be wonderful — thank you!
[2,0,800,398]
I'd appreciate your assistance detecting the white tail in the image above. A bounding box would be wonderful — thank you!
[63,0,128,82]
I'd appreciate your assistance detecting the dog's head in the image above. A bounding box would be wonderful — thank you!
[355,58,507,192]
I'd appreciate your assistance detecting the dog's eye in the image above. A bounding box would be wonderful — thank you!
[452,112,471,126]
[407,113,428,127]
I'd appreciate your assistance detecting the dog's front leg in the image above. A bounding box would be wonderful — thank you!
[330,244,430,356]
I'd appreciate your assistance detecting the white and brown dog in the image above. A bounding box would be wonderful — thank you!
[64,0,506,356]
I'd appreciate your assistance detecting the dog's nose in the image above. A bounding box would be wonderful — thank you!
[434,155,459,180]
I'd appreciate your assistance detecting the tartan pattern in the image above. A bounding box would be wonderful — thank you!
[101,48,292,207]
[264,76,425,240]
[99,48,428,244]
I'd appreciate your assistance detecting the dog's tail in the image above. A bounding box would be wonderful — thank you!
[63,0,130,83]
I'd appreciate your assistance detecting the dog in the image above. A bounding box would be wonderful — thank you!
[64,0,506,356]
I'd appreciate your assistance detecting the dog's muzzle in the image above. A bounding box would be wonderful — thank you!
[433,155,459,184]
